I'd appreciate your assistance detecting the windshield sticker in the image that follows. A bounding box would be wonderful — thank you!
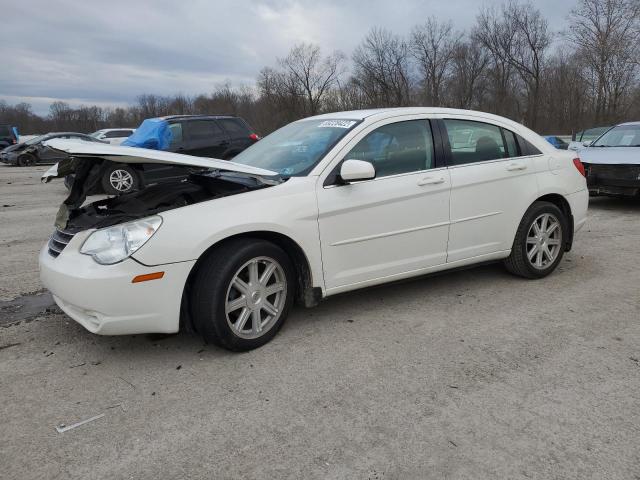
[317,120,357,129]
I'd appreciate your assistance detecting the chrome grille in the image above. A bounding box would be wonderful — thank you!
[48,229,75,258]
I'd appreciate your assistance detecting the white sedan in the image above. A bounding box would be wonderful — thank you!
[39,108,588,351]
[89,128,135,145]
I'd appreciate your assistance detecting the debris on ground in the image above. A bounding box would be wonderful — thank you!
[55,413,105,433]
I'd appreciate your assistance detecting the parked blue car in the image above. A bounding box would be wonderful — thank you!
[544,136,569,150]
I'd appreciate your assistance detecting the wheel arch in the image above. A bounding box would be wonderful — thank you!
[532,193,574,251]
[179,230,320,333]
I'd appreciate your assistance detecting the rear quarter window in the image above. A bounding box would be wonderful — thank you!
[516,135,542,156]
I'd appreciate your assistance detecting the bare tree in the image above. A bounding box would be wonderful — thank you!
[411,18,462,106]
[567,0,640,123]
[475,1,551,129]
[352,28,412,107]
[279,43,345,116]
[447,40,490,109]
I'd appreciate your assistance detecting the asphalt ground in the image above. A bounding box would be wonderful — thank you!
[1,163,639,479]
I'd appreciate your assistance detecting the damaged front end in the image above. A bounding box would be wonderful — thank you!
[41,140,281,258]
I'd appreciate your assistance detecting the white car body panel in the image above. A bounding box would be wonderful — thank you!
[317,168,451,290]
[130,177,326,293]
[38,107,589,336]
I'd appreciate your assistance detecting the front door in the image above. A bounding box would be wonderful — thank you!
[317,119,451,292]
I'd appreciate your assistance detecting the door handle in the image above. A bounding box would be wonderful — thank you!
[506,162,527,171]
[417,176,445,186]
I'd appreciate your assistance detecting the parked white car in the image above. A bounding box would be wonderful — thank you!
[578,121,640,197]
[568,126,611,151]
[39,108,588,351]
[90,128,135,145]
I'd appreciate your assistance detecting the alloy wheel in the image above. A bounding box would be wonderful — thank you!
[109,169,134,192]
[225,256,287,339]
[526,213,562,269]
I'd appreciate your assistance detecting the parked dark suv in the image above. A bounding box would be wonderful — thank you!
[0,124,18,149]
[82,115,261,194]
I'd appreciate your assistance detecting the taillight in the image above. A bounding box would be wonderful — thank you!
[573,158,586,177]
[249,133,260,141]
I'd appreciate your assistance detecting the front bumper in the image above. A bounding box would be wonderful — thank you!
[584,163,640,197]
[0,151,18,164]
[39,241,195,335]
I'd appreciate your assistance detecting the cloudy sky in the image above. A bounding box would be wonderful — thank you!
[1,0,575,115]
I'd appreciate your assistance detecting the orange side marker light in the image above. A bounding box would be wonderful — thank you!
[132,272,165,283]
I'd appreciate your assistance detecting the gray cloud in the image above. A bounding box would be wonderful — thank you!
[0,0,574,115]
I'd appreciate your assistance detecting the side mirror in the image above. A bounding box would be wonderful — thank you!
[339,159,376,183]
[582,140,592,147]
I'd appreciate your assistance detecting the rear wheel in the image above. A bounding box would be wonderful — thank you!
[504,201,567,279]
[17,153,36,166]
[101,164,139,195]
[190,239,294,351]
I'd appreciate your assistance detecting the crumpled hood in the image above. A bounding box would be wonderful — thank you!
[578,146,640,165]
[41,139,277,181]
[1,143,25,154]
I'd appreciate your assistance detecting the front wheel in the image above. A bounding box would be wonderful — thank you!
[17,153,37,166]
[190,239,295,351]
[504,201,568,279]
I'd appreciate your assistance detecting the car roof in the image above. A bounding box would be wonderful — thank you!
[96,128,135,132]
[159,114,239,121]
[617,121,640,126]
[305,107,526,124]
[46,132,89,137]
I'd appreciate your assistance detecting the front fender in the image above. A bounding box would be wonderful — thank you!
[131,177,324,289]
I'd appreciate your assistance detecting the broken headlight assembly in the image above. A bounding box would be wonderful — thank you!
[80,215,162,265]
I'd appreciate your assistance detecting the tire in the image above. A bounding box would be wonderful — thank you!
[100,164,139,195]
[504,201,568,279]
[190,239,295,351]
[17,153,37,166]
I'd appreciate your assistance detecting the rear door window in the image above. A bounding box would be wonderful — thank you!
[443,119,507,165]
[185,120,226,141]
[218,118,250,137]
[503,129,519,157]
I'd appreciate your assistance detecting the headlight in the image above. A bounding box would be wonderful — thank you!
[80,216,162,265]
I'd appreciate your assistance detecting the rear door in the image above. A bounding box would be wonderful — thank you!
[442,118,540,262]
[182,119,230,158]
[217,118,252,157]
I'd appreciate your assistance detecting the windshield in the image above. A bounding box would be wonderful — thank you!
[89,131,103,138]
[231,119,360,176]
[592,124,640,147]
[581,127,609,142]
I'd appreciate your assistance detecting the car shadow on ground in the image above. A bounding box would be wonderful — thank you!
[589,195,640,211]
